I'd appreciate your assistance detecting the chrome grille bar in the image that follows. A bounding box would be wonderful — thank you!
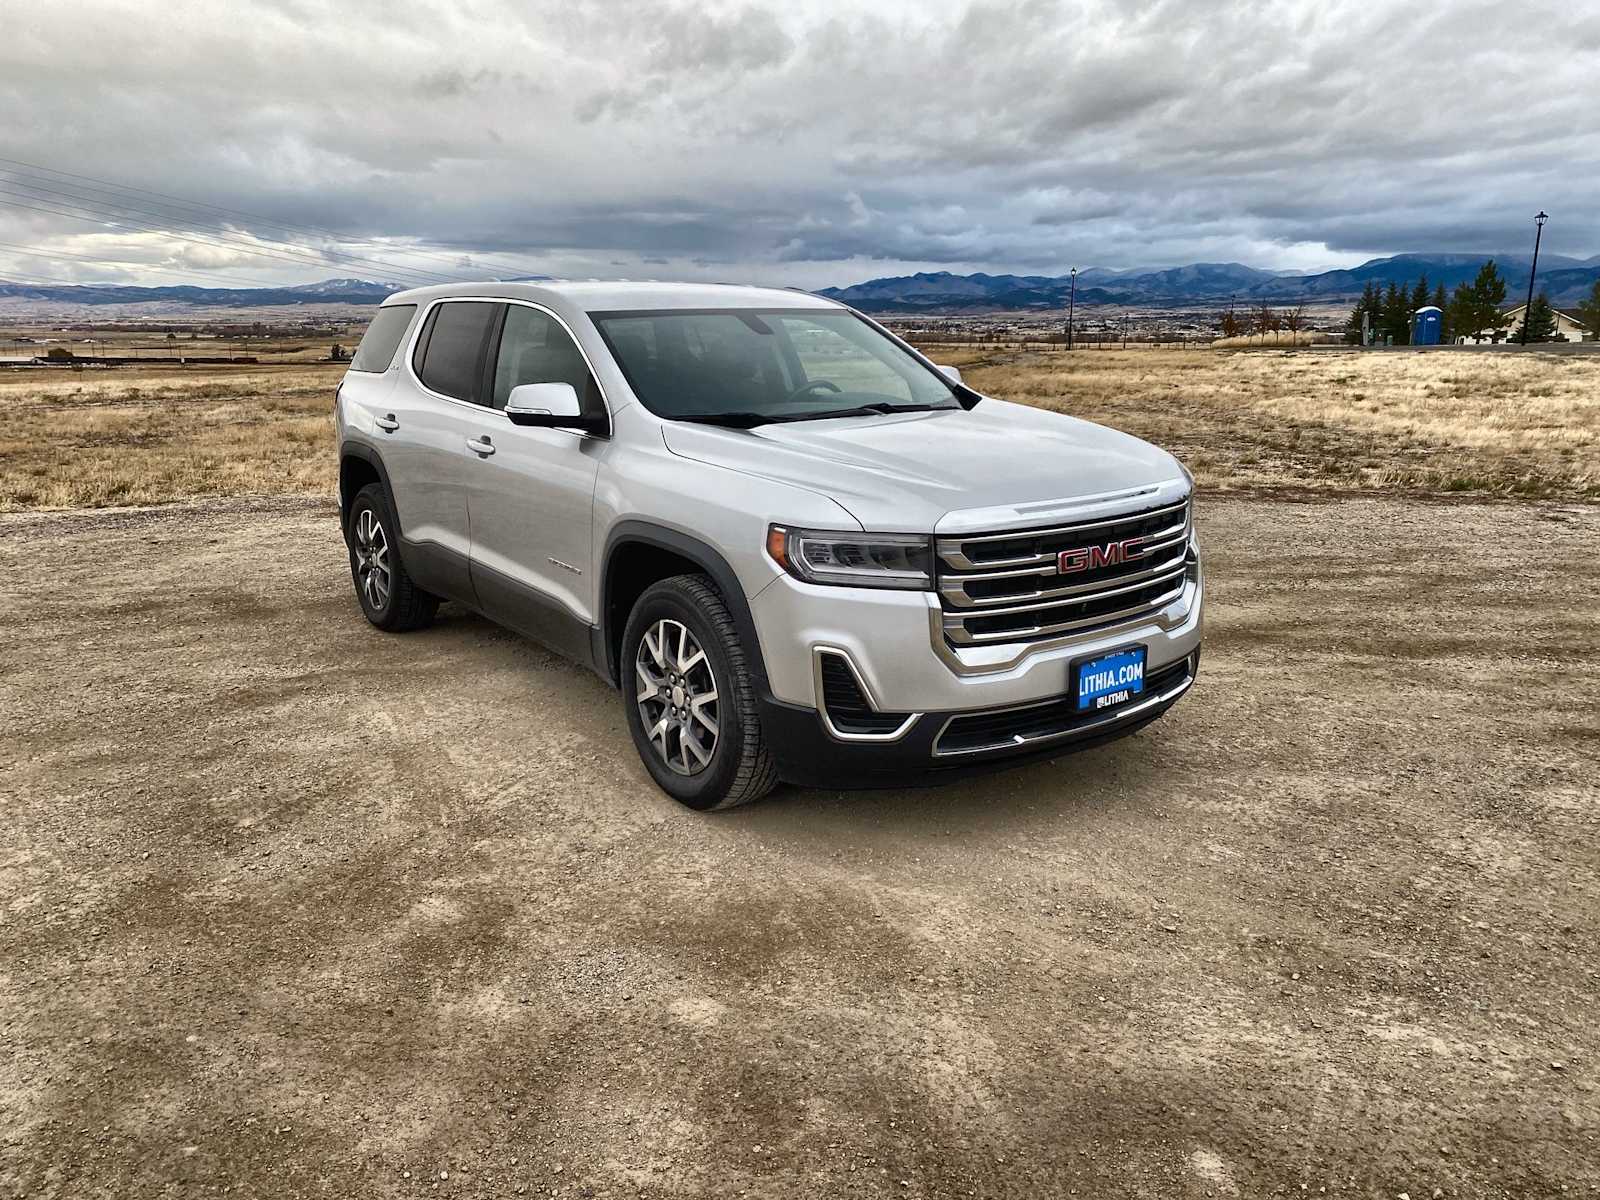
[942,580,1188,644]
[936,496,1192,647]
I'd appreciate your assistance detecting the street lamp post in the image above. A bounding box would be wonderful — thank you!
[1066,267,1076,351]
[1520,211,1549,346]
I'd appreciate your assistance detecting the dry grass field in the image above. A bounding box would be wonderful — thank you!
[944,347,1600,500]
[0,363,339,510]
[1,347,1595,512]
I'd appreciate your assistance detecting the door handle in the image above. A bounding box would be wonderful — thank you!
[466,435,495,457]
[375,413,399,432]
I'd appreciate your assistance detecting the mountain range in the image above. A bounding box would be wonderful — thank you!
[817,254,1600,312]
[2,255,1598,311]
[0,276,399,308]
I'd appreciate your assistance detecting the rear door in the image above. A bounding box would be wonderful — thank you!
[338,302,415,502]
[459,301,606,660]
[387,299,500,595]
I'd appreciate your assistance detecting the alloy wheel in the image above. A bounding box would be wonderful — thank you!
[635,618,719,775]
[353,507,391,612]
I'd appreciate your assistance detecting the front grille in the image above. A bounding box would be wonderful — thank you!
[818,652,911,736]
[935,656,1193,756]
[936,496,1192,646]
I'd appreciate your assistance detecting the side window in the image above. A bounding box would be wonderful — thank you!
[348,304,415,373]
[491,305,604,420]
[414,301,497,403]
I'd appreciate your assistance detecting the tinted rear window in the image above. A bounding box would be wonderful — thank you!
[348,304,415,373]
[414,301,497,402]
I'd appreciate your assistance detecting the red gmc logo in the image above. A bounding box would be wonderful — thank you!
[1058,537,1145,574]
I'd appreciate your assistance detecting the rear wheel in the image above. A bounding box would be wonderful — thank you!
[346,483,437,632]
[621,575,777,810]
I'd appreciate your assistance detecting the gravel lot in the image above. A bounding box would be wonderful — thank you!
[1,496,1596,1198]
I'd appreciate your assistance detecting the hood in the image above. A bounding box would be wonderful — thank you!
[660,398,1188,533]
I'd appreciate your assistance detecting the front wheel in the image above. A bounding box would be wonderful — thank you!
[621,575,777,810]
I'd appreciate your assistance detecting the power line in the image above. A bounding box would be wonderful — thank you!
[0,155,539,279]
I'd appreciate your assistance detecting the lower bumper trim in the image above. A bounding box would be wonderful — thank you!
[757,650,1197,790]
[932,656,1195,757]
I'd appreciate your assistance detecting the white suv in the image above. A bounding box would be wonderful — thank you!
[336,282,1202,809]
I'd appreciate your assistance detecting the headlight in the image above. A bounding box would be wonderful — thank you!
[766,525,933,590]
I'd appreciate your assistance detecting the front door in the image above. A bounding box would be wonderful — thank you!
[462,302,606,661]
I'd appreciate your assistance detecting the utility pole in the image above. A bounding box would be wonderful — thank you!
[1066,267,1076,351]
[1520,211,1549,345]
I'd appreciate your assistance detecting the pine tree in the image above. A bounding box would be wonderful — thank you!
[1412,275,1431,315]
[1515,293,1559,343]
[1432,283,1450,338]
[1380,281,1410,344]
[1345,280,1379,344]
[1574,279,1600,342]
[1471,259,1508,338]
[1446,282,1475,342]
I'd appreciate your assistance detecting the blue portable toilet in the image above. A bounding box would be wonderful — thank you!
[1412,305,1443,346]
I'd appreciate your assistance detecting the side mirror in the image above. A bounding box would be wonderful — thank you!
[937,364,962,384]
[505,382,593,431]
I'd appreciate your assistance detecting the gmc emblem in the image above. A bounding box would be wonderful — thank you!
[1058,537,1145,574]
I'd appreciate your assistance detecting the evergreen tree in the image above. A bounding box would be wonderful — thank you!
[1380,281,1410,344]
[1432,283,1450,338]
[1574,279,1600,342]
[1412,275,1431,315]
[1468,259,1508,338]
[1446,282,1475,342]
[1514,293,1559,343]
[1345,280,1379,344]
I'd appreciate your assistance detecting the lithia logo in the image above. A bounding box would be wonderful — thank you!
[1058,537,1145,574]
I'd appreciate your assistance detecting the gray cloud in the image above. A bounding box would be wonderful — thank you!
[0,0,1594,291]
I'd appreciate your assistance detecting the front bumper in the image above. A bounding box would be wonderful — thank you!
[745,539,1203,787]
[748,540,1203,713]
[759,649,1198,789]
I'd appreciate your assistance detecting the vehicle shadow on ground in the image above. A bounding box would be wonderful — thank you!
[426,601,1184,850]
[729,726,1180,849]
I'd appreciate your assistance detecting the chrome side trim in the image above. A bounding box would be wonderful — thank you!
[931,660,1195,758]
[811,645,920,743]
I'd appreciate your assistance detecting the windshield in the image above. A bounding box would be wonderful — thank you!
[590,308,961,424]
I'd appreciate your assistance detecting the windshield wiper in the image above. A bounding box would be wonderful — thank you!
[786,402,950,422]
[674,411,780,428]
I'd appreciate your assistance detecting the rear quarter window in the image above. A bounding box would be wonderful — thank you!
[348,304,416,373]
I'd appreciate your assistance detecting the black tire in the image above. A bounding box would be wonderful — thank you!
[621,574,778,811]
[345,482,438,632]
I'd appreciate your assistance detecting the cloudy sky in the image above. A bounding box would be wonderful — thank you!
[0,0,1595,291]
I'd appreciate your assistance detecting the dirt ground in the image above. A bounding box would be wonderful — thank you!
[1,495,1595,1198]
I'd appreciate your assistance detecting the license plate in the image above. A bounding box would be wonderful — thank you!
[1073,645,1146,713]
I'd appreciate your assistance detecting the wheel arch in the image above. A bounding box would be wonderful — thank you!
[339,443,396,533]
[599,522,770,693]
